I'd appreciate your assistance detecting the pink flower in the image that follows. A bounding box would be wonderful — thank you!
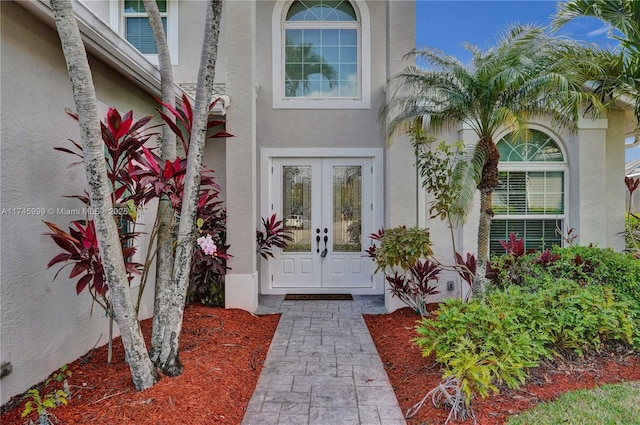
[197,234,217,256]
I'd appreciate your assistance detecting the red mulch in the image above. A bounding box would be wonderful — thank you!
[4,303,639,425]
[364,306,640,425]
[1,305,280,425]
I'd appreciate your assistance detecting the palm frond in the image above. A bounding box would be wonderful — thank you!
[449,145,486,227]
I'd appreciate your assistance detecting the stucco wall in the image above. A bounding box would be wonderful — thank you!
[1,2,159,404]
[255,0,388,150]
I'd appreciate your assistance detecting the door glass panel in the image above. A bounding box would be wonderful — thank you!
[283,166,312,252]
[332,166,362,252]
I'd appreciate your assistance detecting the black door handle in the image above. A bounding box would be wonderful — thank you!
[316,228,321,253]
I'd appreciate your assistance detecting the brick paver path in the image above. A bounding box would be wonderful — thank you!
[241,295,406,425]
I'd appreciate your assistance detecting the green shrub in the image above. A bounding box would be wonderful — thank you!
[488,245,640,349]
[415,278,637,406]
[370,226,439,316]
[372,226,433,272]
[415,297,549,404]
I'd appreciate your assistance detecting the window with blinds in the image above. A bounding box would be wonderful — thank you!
[123,0,167,54]
[490,130,567,255]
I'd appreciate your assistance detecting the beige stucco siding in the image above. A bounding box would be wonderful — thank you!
[1,1,158,404]
[255,0,388,150]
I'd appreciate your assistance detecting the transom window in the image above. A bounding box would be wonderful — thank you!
[273,0,371,109]
[490,130,567,254]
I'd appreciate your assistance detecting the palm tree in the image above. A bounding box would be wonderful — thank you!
[285,35,338,97]
[553,0,640,121]
[383,26,607,298]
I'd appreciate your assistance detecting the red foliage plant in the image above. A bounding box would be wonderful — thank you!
[45,100,232,310]
[257,214,293,260]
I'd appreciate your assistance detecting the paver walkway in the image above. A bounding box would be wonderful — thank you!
[241,295,407,425]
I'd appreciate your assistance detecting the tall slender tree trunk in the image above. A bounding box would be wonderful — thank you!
[472,137,500,300]
[143,0,178,363]
[473,189,492,298]
[156,0,223,376]
[50,0,158,391]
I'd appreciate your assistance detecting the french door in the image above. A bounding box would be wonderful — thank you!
[268,157,375,291]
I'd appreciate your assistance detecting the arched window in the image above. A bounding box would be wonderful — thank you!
[490,129,567,254]
[272,0,370,109]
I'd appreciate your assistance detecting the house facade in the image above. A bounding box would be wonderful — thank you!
[0,0,631,405]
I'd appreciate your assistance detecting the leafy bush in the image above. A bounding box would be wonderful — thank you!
[370,226,433,271]
[415,297,548,404]
[415,276,637,408]
[368,226,439,315]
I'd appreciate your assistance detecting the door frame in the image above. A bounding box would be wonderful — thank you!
[260,148,385,295]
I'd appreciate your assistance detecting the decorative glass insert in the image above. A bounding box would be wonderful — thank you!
[286,0,356,21]
[282,166,312,252]
[497,130,564,162]
[332,166,362,252]
[124,0,167,55]
[284,0,359,98]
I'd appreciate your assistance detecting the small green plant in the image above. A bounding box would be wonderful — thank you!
[367,226,439,315]
[21,365,72,425]
[370,226,432,272]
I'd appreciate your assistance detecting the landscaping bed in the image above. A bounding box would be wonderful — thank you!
[365,306,640,425]
[1,305,280,425]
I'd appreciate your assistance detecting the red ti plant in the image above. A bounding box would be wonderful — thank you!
[157,94,232,154]
[257,214,292,260]
[386,259,441,316]
[499,232,534,259]
[534,249,561,267]
[47,108,155,305]
[43,220,142,313]
[454,252,476,286]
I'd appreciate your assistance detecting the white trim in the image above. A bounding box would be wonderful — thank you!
[271,0,371,109]
[109,0,179,66]
[25,0,164,96]
[493,127,570,251]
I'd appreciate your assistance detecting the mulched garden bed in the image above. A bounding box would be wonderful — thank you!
[4,303,639,425]
[1,305,280,425]
[364,306,640,425]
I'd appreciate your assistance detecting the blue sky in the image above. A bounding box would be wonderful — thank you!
[415,0,618,62]
[415,0,639,161]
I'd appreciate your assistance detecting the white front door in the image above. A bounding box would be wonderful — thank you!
[267,157,376,292]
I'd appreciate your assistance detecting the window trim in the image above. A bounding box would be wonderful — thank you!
[272,0,371,109]
[109,0,179,66]
[491,127,569,253]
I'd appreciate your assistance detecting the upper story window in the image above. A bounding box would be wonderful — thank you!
[109,0,178,65]
[273,0,371,109]
[123,0,167,54]
[490,129,568,254]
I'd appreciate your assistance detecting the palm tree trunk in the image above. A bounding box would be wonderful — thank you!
[473,189,492,298]
[473,137,500,299]
[155,0,223,376]
[142,0,178,364]
[50,0,158,391]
